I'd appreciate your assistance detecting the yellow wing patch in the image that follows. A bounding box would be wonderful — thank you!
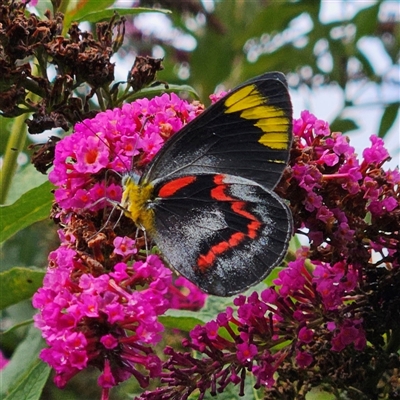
[224,85,258,111]
[224,84,290,150]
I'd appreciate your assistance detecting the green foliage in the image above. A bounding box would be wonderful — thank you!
[75,7,171,23]
[123,83,199,103]
[4,361,51,400]
[330,118,359,134]
[61,0,122,29]
[0,267,45,310]
[159,310,206,332]
[378,102,400,138]
[0,181,54,243]
[306,387,337,400]
[0,0,398,399]
[150,0,398,134]
[1,326,47,398]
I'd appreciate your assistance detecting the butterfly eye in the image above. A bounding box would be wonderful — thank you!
[121,174,131,187]
[122,172,140,188]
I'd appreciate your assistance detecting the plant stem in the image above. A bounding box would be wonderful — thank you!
[0,115,27,204]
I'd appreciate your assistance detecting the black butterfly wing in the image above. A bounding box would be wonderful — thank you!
[143,72,292,191]
[150,173,292,296]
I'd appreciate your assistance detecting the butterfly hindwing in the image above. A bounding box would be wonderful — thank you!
[150,173,292,296]
[143,72,292,190]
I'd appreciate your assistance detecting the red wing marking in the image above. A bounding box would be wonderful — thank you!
[231,202,259,222]
[158,176,196,198]
[213,175,225,185]
[229,231,246,246]
[197,174,263,273]
[247,220,262,239]
[210,174,230,201]
[210,185,230,201]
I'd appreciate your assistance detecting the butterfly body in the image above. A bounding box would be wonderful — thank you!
[121,175,156,235]
[122,72,293,296]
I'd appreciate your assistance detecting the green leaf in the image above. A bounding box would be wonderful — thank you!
[76,7,171,23]
[123,84,199,103]
[305,387,336,400]
[378,102,400,138]
[353,3,380,41]
[62,0,116,30]
[4,360,50,400]
[0,180,54,243]
[264,266,284,287]
[1,326,45,397]
[6,163,48,205]
[159,310,206,332]
[330,117,359,134]
[0,319,34,337]
[0,267,45,310]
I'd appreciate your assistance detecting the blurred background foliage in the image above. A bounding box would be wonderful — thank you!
[136,0,399,135]
[0,0,399,399]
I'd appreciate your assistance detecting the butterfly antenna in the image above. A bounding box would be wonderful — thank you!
[72,112,152,244]
[68,113,133,239]
[136,226,149,256]
[144,229,149,256]
[129,115,151,176]
[113,206,125,230]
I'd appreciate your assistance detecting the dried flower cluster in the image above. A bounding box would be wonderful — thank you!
[0,1,163,142]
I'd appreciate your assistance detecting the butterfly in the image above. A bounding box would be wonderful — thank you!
[120,72,293,296]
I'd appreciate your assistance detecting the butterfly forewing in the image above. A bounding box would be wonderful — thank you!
[143,72,292,190]
[150,174,292,296]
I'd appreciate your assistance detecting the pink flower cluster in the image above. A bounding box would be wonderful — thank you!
[49,93,202,212]
[33,242,172,388]
[293,111,397,219]
[138,250,367,399]
[33,94,206,392]
[283,111,400,270]
[274,254,366,353]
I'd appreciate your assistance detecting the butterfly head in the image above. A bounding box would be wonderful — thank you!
[121,172,156,235]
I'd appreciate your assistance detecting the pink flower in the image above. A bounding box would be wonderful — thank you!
[209,90,228,103]
[362,135,390,165]
[330,320,366,352]
[298,327,314,344]
[100,334,119,350]
[205,320,219,340]
[296,350,314,368]
[113,236,137,257]
[237,342,258,363]
[314,119,330,136]
[98,359,116,388]
[0,350,9,369]
[167,276,207,311]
